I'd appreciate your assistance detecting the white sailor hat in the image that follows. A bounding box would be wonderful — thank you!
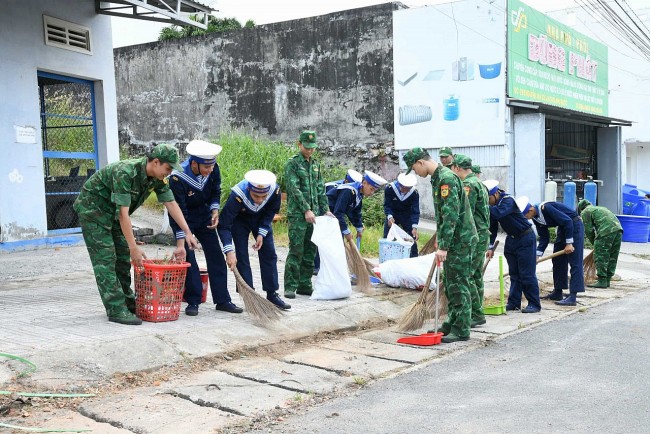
[186,139,222,165]
[516,196,532,214]
[245,170,276,194]
[483,179,499,196]
[397,172,417,188]
[363,170,387,188]
[345,169,363,183]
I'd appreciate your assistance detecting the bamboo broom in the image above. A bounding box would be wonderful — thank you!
[583,250,596,283]
[425,261,448,317]
[502,250,567,278]
[344,237,373,294]
[418,231,437,256]
[397,258,438,332]
[232,268,283,324]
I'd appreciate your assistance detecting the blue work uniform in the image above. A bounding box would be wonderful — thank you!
[383,181,420,257]
[489,192,541,310]
[531,201,585,294]
[217,180,281,293]
[168,162,232,306]
[327,182,364,236]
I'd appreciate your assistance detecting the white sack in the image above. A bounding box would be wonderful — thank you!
[310,216,352,300]
[377,253,437,290]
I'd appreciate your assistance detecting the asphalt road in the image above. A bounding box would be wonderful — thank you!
[260,289,650,434]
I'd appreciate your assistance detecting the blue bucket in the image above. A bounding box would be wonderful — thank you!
[617,215,650,243]
[479,62,502,79]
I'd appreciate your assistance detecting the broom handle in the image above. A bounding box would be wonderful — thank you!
[503,250,567,277]
[423,256,438,293]
[482,240,499,275]
[434,259,441,332]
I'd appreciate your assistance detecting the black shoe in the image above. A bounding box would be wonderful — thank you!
[521,305,541,313]
[185,304,199,316]
[216,302,243,313]
[312,269,319,276]
[284,292,296,299]
[441,333,470,343]
[267,292,291,310]
[506,305,520,311]
[541,291,564,301]
[471,318,487,328]
[555,295,577,306]
[296,289,313,296]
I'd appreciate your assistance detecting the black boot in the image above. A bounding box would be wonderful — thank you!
[555,293,577,306]
[541,289,564,301]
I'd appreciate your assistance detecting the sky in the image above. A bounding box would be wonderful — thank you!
[110,0,647,48]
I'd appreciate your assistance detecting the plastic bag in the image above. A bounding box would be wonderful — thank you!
[386,223,414,245]
[310,216,352,300]
[377,253,437,290]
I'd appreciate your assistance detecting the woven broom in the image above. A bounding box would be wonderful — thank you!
[344,237,373,294]
[418,231,437,256]
[397,258,438,332]
[232,268,283,323]
[583,251,596,283]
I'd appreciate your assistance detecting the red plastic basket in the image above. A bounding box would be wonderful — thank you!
[134,259,191,322]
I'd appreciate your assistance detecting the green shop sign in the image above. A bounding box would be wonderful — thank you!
[507,0,608,116]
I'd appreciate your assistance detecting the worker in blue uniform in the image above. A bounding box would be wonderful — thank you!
[314,169,363,274]
[217,170,291,310]
[324,169,363,193]
[522,199,585,306]
[327,170,387,242]
[484,181,541,313]
[168,140,243,316]
[383,172,420,257]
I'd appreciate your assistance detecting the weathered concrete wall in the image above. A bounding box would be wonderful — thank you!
[114,3,405,175]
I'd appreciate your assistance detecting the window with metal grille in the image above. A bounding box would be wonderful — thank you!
[43,15,92,55]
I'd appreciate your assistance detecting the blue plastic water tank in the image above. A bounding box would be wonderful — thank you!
[584,180,597,205]
[443,96,459,121]
[618,215,650,243]
[563,179,576,210]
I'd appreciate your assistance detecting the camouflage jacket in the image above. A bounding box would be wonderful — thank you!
[284,153,328,218]
[581,205,623,244]
[431,165,477,251]
[462,173,490,241]
[73,157,174,228]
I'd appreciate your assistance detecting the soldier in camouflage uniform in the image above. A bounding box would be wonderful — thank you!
[283,131,333,299]
[439,147,454,167]
[74,144,198,325]
[471,165,482,177]
[451,155,490,327]
[578,199,623,288]
[404,147,478,343]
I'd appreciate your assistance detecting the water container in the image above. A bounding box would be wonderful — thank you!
[443,96,460,121]
[563,178,577,210]
[617,215,650,243]
[631,199,650,241]
[544,178,558,202]
[584,178,597,205]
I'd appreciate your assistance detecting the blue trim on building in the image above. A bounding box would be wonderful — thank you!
[0,234,85,252]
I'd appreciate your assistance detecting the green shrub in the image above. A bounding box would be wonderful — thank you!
[362,191,386,228]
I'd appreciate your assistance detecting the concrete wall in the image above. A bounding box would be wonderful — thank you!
[0,0,118,243]
[114,3,403,173]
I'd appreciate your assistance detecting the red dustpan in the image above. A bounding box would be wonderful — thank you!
[397,332,443,346]
[397,259,444,346]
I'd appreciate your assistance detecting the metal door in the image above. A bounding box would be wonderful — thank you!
[38,72,98,233]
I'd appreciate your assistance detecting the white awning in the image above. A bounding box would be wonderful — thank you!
[96,0,213,29]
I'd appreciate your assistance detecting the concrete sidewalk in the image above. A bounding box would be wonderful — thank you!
[1,234,648,391]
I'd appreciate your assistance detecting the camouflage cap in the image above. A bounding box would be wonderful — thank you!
[471,165,482,174]
[453,154,472,169]
[299,130,317,148]
[403,147,430,175]
[439,146,453,157]
[149,144,182,170]
[578,199,592,212]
